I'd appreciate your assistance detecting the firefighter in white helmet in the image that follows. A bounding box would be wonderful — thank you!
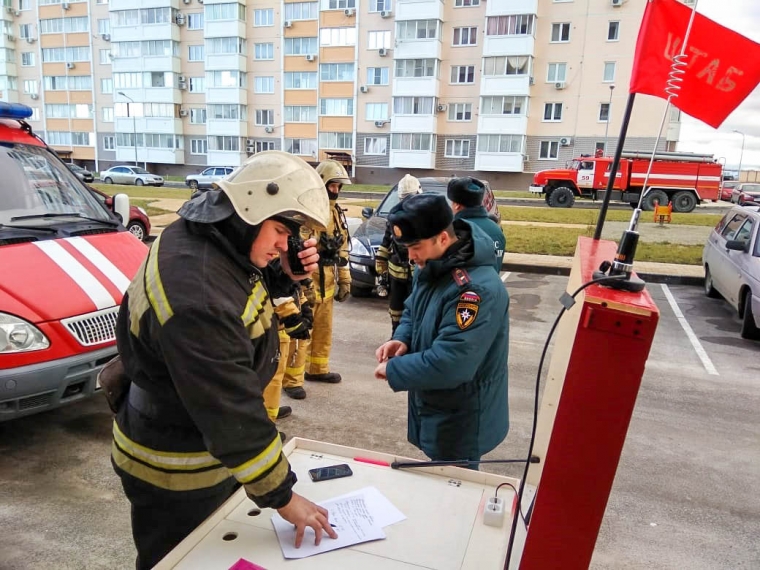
[111,151,338,569]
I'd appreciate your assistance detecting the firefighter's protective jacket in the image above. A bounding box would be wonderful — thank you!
[311,200,350,302]
[375,220,412,281]
[112,219,296,509]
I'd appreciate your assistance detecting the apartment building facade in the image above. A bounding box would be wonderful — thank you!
[0,0,680,185]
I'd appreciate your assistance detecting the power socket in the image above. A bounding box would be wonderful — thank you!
[483,496,505,527]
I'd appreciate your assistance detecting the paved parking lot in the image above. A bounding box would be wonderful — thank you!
[0,273,758,569]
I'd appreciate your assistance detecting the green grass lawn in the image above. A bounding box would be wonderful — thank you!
[493,191,542,199]
[129,199,173,217]
[499,206,722,227]
[92,183,192,200]
[346,184,392,193]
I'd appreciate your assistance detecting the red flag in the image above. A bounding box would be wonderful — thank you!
[629,0,760,128]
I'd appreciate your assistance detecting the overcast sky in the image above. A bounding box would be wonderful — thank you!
[669,0,760,171]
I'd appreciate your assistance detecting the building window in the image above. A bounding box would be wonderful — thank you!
[284,2,318,21]
[209,104,246,120]
[190,108,206,124]
[447,103,471,121]
[368,31,391,50]
[30,107,40,121]
[480,96,525,115]
[366,67,389,85]
[99,49,111,64]
[187,13,204,30]
[390,133,435,151]
[599,103,610,122]
[539,141,559,159]
[21,52,34,66]
[364,137,387,155]
[98,19,110,35]
[445,139,470,158]
[324,0,355,9]
[206,70,245,89]
[141,8,173,25]
[189,77,206,93]
[19,24,32,39]
[23,79,37,94]
[595,141,606,154]
[254,9,274,27]
[396,20,438,40]
[482,56,530,76]
[254,43,274,60]
[207,37,246,55]
[254,76,274,93]
[188,45,205,62]
[608,21,619,41]
[486,15,535,36]
[284,37,318,55]
[255,141,276,153]
[478,134,523,153]
[453,27,477,46]
[190,138,208,155]
[603,62,616,82]
[543,102,562,122]
[284,138,317,156]
[19,0,31,10]
[102,107,114,122]
[454,0,479,6]
[255,109,274,125]
[103,136,115,151]
[319,132,353,149]
[369,0,390,12]
[284,106,317,122]
[393,96,434,115]
[319,27,357,47]
[319,63,354,81]
[209,136,240,152]
[72,132,93,147]
[101,78,113,94]
[320,98,353,116]
[365,103,388,121]
[551,23,570,43]
[395,59,437,78]
[450,65,475,84]
[205,3,246,21]
[284,72,318,89]
[547,63,567,83]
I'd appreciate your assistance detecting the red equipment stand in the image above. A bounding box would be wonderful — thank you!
[518,237,660,569]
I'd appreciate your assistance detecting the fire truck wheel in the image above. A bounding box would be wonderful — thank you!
[642,190,668,211]
[544,191,553,204]
[740,289,760,340]
[672,191,697,213]
[547,187,575,208]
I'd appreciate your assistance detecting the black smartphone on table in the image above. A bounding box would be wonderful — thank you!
[309,464,353,482]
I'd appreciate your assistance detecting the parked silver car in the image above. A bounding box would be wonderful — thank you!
[185,166,234,191]
[703,205,760,339]
[101,165,164,187]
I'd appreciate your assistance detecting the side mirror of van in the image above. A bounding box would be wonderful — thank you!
[362,206,374,219]
[725,239,748,252]
[113,193,130,226]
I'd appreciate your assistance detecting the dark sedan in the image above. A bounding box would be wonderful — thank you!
[66,163,94,183]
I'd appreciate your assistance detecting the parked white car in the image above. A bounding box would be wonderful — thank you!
[185,167,234,191]
[100,165,164,187]
[703,205,760,340]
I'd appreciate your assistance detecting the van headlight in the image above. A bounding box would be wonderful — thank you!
[350,237,371,257]
[0,313,50,353]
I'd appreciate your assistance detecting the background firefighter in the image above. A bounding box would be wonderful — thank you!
[375,174,422,335]
[301,160,352,387]
[281,281,313,400]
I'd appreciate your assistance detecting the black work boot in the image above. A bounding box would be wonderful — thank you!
[284,386,306,400]
[276,406,292,420]
[305,372,342,384]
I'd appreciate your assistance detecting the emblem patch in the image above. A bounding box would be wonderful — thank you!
[456,291,480,330]
[393,225,402,238]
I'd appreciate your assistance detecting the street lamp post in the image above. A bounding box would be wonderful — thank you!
[118,91,138,167]
[604,84,615,155]
[733,129,745,182]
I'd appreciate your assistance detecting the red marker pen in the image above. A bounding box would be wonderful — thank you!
[353,457,391,467]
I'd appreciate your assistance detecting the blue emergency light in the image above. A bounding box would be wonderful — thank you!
[0,102,33,120]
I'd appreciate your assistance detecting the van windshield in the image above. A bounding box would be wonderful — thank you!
[0,143,111,226]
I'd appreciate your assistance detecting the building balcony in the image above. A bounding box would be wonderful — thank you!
[110,24,179,43]
[477,114,528,135]
[115,117,183,134]
[112,56,181,73]
[206,120,248,138]
[0,62,17,77]
[204,21,246,39]
[394,0,443,22]
[110,0,183,10]
[393,39,441,61]
[114,87,182,104]
[389,150,435,169]
[0,88,19,103]
[205,87,247,104]
[482,36,535,58]
[390,114,436,133]
[392,77,439,97]
[115,147,184,164]
[486,0,537,17]
[474,151,525,172]
[205,54,247,72]
[207,150,246,167]
[480,75,532,97]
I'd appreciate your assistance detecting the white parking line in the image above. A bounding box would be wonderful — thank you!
[661,284,719,376]
[500,271,511,283]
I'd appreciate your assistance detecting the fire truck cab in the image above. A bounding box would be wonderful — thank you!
[0,103,147,421]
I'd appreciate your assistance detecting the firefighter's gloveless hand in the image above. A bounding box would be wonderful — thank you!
[277,492,338,548]
[375,340,408,363]
[280,237,320,281]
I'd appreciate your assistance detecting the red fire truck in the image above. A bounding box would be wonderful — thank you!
[529,150,723,213]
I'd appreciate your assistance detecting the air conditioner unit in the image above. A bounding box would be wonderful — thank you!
[246,139,255,146]
[344,8,355,16]
[26,37,35,44]
[555,81,566,90]
[375,120,388,128]
[197,0,204,4]
[62,2,70,9]
[559,137,572,146]
[183,0,190,4]
[523,155,529,162]
[6,34,15,42]
[246,145,255,153]
[178,80,187,90]
[529,76,535,85]
[30,93,38,100]
[66,62,75,69]
[179,109,189,117]
[305,54,316,61]
[359,85,368,93]
[101,33,110,41]
[175,13,186,25]
[380,10,392,18]
[14,9,20,16]
[436,104,446,112]
[611,0,623,6]
[283,20,293,28]
[264,126,274,134]
[378,48,388,57]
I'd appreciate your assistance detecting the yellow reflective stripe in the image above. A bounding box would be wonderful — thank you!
[278,329,290,341]
[145,235,174,325]
[229,436,283,484]
[241,281,269,327]
[316,288,334,301]
[307,355,329,365]
[389,265,410,280]
[285,365,305,375]
[244,457,290,497]
[112,443,232,492]
[113,422,221,471]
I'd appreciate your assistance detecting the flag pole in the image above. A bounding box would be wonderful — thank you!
[593,92,637,240]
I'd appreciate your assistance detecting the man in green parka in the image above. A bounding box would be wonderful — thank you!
[374,193,510,465]
[447,177,505,272]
